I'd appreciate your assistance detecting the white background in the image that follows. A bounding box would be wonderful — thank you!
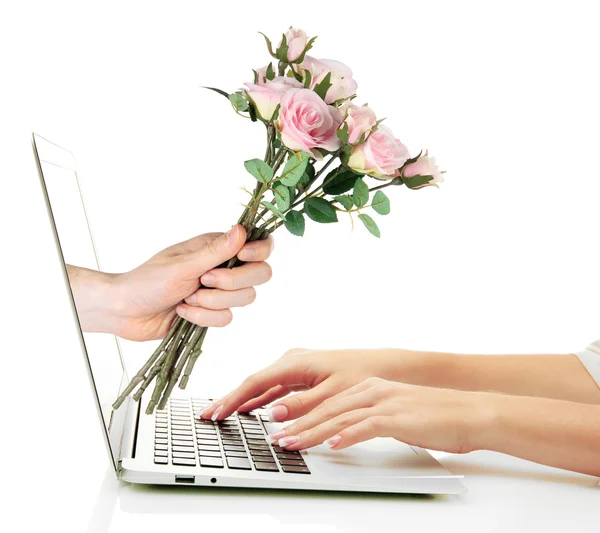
[1,1,598,532]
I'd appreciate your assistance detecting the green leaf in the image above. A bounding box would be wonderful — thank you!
[322,168,360,195]
[313,71,332,101]
[244,159,274,183]
[259,32,276,58]
[284,210,305,236]
[334,195,353,210]
[298,161,315,188]
[252,69,258,84]
[279,152,309,186]
[358,214,380,238]
[266,62,275,81]
[352,178,369,208]
[371,191,390,215]
[276,34,289,61]
[203,86,229,98]
[303,69,312,89]
[273,184,291,211]
[337,123,350,144]
[304,197,338,223]
[228,92,249,112]
[402,174,435,190]
[260,201,285,220]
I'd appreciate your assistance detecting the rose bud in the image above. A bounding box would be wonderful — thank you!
[279,27,309,62]
[342,104,377,144]
[401,152,444,188]
[244,76,302,122]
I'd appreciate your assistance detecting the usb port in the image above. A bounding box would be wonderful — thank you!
[175,475,195,484]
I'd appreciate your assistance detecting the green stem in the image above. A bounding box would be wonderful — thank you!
[369,182,394,193]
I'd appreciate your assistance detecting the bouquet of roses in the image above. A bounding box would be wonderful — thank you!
[113,27,444,414]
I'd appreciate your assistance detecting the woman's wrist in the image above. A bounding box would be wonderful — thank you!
[66,265,125,335]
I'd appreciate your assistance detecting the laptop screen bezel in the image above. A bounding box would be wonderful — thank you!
[32,132,131,472]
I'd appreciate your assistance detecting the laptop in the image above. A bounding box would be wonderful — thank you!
[33,132,466,495]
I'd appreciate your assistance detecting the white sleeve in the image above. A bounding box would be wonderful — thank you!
[575,339,600,387]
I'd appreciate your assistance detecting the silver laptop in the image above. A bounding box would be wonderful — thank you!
[33,132,465,495]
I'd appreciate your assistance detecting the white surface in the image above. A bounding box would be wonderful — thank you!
[1,1,599,532]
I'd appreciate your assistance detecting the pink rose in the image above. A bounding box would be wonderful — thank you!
[297,56,358,104]
[276,88,342,156]
[254,64,270,85]
[402,153,444,188]
[244,76,302,121]
[347,125,410,179]
[280,27,308,62]
[343,104,377,144]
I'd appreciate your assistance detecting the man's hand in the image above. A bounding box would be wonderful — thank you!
[68,225,274,341]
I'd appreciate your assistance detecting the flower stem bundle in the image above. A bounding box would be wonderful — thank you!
[113,27,444,414]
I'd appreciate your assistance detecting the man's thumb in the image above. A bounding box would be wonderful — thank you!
[188,224,247,274]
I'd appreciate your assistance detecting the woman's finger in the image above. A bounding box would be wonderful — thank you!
[265,379,340,422]
[326,415,392,451]
[267,385,381,445]
[200,359,309,420]
[176,304,232,327]
[185,287,256,309]
[237,236,275,262]
[236,385,291,413]
[201,261,272,291]
[277,407,377,451]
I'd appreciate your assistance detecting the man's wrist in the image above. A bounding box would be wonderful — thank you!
[67,265,125,335]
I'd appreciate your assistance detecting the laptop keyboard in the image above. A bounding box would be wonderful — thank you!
[153,398,311,474]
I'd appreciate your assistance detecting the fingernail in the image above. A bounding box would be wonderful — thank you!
[266,429,286,444]
[326,435,342,448]
[240,247,255,261]
[211,405,223,421]
[176,305,186,318]
[267,404,288,422]
[195,407,208,419]
[186,293,197,304]
[278,436,299,447]
[227,225,239,244]
[202,273,216,286]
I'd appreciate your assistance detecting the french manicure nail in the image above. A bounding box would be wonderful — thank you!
[326,435,342,448]
[266,430,286,444]
[195,407,208,419]
[278,436,299,447]
[211,405,223,421]
[267,404,288,422]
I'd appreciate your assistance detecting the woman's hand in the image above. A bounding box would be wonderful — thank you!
[69,224,274,341]
[199,347,440,422]
[265,377,492,454]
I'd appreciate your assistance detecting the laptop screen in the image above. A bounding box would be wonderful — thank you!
[33,134,129,470]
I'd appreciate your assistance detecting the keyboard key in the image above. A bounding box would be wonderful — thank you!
[276,453,302,461]
[252,455,276,463]
[254,461,279,472]
[282,465,311,474]
[173,445,196,453]
[172,434,193,441]
[200,457,224,468]
[278,459,306,467]
[198,441,220,451]
[172,451,195,460]
[195,427,217,434]
[225,450,248,458]
[248,442,270,450]
[221,439,243,446]
[172,440,194,447]
[155,438,168,445]
[250,449,273,457]
[243,429,264,435]
[195,434,219,441]
[227,457,252,470]
[154,444,168,451]
[155,427,168,434]
[223,444,245,452]
[173,458,196,466]
[198,450,222,458]
[197,438,220,446]
[246,438,267,445]
[154,457,168,465]
[171,430,193,437]
[154,449,168,457]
